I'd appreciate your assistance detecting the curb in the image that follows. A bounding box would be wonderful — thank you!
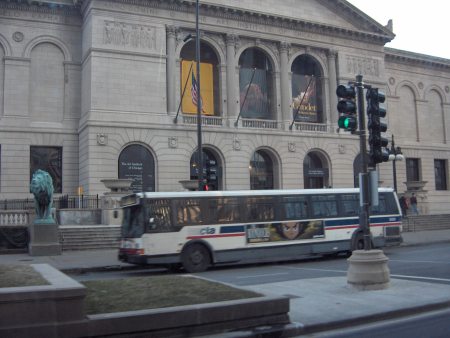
[298,299,450,336]
[60,264,142,275]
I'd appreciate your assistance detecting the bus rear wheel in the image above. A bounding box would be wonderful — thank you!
[181,244,211,273]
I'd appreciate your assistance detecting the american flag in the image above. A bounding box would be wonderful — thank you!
[191,72,202,109]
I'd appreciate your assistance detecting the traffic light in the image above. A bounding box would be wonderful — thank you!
[336,84,357,132]
[205,159,217,190]
[366,88,389,164]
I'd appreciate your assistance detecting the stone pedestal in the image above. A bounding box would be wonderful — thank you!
[100,179,133,225]
[347,249,390,290]
[28,223,61,256]
[179,179,199,191]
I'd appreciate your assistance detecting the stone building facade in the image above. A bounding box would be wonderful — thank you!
[0,0,449,214]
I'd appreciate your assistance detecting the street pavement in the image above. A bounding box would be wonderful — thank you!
[1,229,450,337]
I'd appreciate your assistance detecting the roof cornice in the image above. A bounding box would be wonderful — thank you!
[75,0,395,44]
[385,47,450,70]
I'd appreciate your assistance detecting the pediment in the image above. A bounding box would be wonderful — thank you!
[202,0,394,41]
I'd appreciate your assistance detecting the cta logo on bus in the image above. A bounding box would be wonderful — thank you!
[200,227,216,235]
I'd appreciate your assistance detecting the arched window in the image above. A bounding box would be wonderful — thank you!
[30,43,65,122]
[118,144,155,192]
[238,48,275,120]
[180,41,220,116]
[190,148,222,190]
[250,150,274,190]
[303,152,329,189]
[291,54,323,123]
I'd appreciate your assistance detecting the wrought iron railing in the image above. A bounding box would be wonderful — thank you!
[0,195,100,211]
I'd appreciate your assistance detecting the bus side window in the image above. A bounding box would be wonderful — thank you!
[146,202,173,232]
[282,196,308,220]
[177,199,201,225]
[246,197,274,222]
[339,194,359,217]
[371,193,389,215]
[311,195,338,218]
[216,198,241,223]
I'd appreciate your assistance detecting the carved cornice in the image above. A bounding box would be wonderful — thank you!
[385,47,450,71]
[73,0,392,45]
[0,0,80,13]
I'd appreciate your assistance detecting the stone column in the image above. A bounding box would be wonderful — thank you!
[226,34,237,118]
[327,50,338,129]
[279,42,290,121]
[166,25,177,113]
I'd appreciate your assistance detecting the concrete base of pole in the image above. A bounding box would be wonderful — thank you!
[347,249,390,290]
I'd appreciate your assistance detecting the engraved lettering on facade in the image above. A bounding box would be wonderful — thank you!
[0,8,71,24]
[346,56,380,77]
[103,20,157,50]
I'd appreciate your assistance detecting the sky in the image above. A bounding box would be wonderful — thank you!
[346,0,450,59]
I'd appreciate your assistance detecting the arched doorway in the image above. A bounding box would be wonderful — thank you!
[303,152,329,189]
[190,148,222,190]
[118,144,155,192]
[250,150,274,190]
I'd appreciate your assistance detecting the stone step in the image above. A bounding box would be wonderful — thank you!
[402,214,450,232]
[59,225,120,251]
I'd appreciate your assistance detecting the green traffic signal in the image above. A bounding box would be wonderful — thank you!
[336,84,357,132]
[338,115,357,131]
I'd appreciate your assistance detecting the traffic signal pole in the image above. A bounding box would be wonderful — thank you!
[355,75,372,251]
[343,75,391,291]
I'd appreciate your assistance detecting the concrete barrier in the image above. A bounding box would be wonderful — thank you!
[0,264,291,338]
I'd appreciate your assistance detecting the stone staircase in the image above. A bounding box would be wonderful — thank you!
[402,214,450,232]
[59,225,121,251]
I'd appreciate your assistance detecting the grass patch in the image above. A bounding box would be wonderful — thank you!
[83,275,261,315]
[0,264,49,288]
[0,265,261,315]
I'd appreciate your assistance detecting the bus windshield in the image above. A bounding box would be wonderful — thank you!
[122,205,145,238]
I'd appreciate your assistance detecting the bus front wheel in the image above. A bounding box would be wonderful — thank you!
[181,244,211,273]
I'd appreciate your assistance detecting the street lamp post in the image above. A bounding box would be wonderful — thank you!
[388,135,404,192]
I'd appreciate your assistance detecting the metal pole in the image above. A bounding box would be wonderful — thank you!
[391,135,397,192]
[356,75,371,251]
[195,0,203,190]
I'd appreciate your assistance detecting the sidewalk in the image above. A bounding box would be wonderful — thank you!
[1,229,450,337]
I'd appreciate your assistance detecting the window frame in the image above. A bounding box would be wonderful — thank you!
[30,145,63,193]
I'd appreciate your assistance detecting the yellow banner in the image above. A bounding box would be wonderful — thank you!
[181,60,214,115]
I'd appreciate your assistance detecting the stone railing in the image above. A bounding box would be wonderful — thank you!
[182,114,223,126]
[0,210,31,226]
[240,118,279,129]
[292,122,328,133]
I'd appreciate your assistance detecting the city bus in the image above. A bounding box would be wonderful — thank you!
[118,188,402,273]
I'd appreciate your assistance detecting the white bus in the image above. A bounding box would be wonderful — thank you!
[118,188,402,272]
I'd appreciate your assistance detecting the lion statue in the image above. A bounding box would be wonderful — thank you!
[30,169,55,224]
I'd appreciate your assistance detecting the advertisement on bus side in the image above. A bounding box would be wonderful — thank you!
[246,220,325,243]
